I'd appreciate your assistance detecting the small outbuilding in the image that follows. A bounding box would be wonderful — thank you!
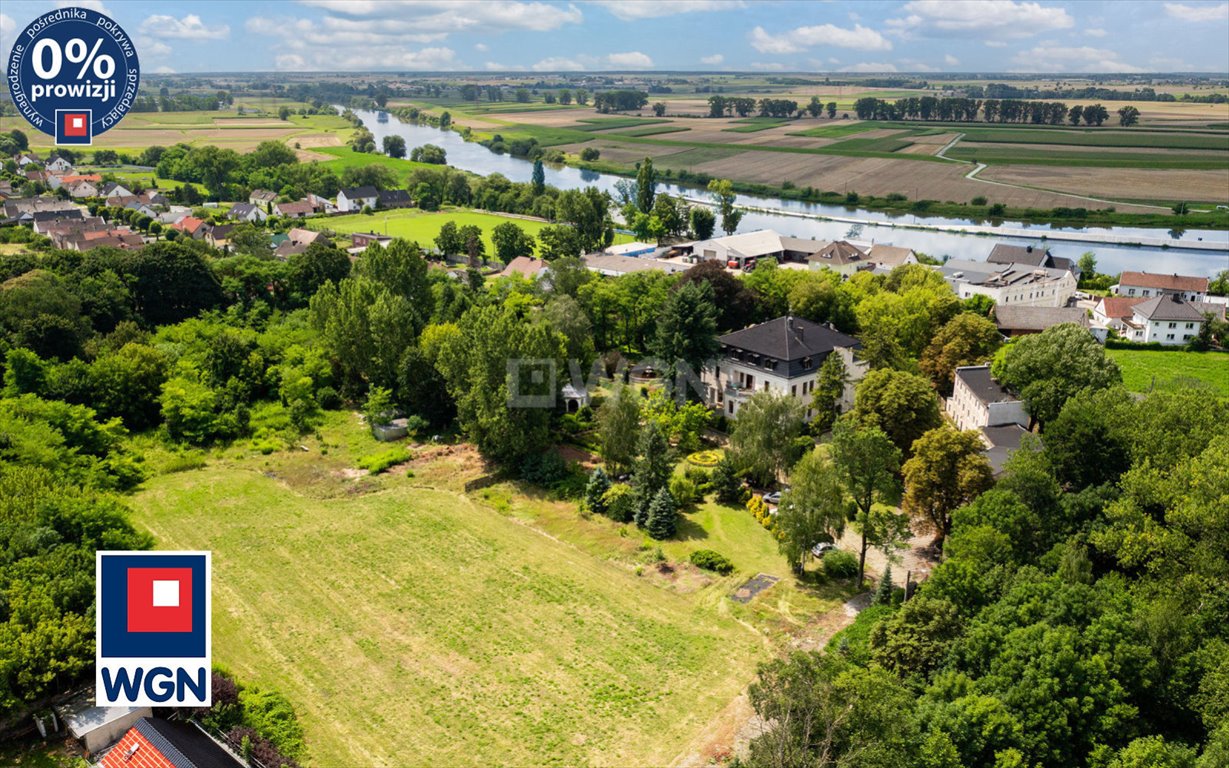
[55,694,152,756]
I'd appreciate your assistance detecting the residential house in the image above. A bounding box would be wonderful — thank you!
[63,179,99,198]
[274,227,324,259]
[987,243,1079,276]
[351,231,392,250]
[99,181,134,200]
[582,252,689,276]
[307,193,336,214]
[228,202,268,223]
[703,316,867,420]
[336,186,379,212]
[171,215,208,239]
[15,152,41,167]
[1092,296,1147,332]
[808,240,869,276]
[140,189,170,207]
[99,718,244,768]
[156,209,190,226]
[498,256,550,280]
[123,200,158,219]
[248,188,278,207]
[865,244,918,271]
[1121,294,1207,345]
[30,208,85,234]
[274,199,316,219]
[940,259,1077,308]
[1113,271,1209,302]
[46,173,101,191]
[946,364,1030,475]
[377,189,412,209]
[207,223,236,250]
[992,305,1097,339]
[45,155,73,173]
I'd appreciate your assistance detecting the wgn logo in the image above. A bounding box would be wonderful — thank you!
[96,551,211,706]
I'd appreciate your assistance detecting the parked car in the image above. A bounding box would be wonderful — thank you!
[762,491,782,506]
[811,542,837,558]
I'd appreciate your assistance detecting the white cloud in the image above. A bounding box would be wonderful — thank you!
[593,0,743,20]
[985,40,1008,47]
[606,51,653,68]
[532,56,585,71]
[141,14,230,40]
[888,0,1074,39]
[901,60,939,71]
[750,62,786,71]
[701,54,724,65]
[276,54,306,70]
[1164,2,1229,22]
[55,0,110,15]
[944,53,959,65]
[0,13,15,37]
[1087,28,1107,37]
[138,38,173,58]
[474,42,489,51]
[749,23,892,54]
[841,62,899,72]
[1011,43,1144,73]
[298,0,584,32]
[153,65,176,74]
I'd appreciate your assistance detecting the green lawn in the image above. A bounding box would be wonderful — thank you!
[312,146,455,184]
[574,117,670,132]
[307,207,629,253]
[1108,349,1229,395]
[789,121,880,138]
[126,414,847,766]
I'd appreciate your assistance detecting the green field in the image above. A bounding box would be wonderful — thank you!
[128,415,846,766]
[956,127,1229,150]
[575,117,670,132]
[313,147,453,184]
[723,118,789,133]
[1108,349,1229,395]
[789,121,880,138]
[946,144,1229,168]
[616,125,693,137]
[307,207,630,253]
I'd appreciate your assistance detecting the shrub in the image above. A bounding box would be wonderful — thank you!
[584,467,611,515]
[238,687,305,760]
[989,203,1007,216]
[686,449,722,467]
[971,196,988,206]
[580,147,600,161]
[357,446,411,474]
[669,475,699,506]
[712,456,746,504]
[823,549,858,579]
[690,549,734,575]
[602,483,636,522]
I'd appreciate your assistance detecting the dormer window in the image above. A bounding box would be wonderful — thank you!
[801,357,813,369]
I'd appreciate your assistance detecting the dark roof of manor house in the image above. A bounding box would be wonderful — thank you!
[954,365,1018,406]
[719,316,860,362]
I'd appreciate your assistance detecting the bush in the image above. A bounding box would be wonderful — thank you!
[971,196,988,206]
[823,549,858,578]
[690,549,734,575]
[580,147,600,161]
[669,475,699,506]
[357,446,411,474]
[238,687,305,760]
[602,483,636,522]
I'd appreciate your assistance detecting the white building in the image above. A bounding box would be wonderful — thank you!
[336,186,379,213]
[946,364,1030,475]
[45,156,74,173]
[1113,271,1208,302]
[684,229,836,271]
[703,316,867,420]
[940,259,1077,308]
[1121,294,1207,345]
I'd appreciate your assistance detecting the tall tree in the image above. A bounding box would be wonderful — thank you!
[729,391,805,487]
[490,222,536,264]
[707,179,742,236]
[689,206,716,240]
[645,487,678,539]
[650,280,719,398]
[809,352,848,434]
[597,384,641,476]
[635,157,657,214]
[831,419,902,587]
[382,135,406,159]
[777,449,847,573]
[675,260,759,332]
[531,159,546,194]
[919,313,1003,396]
[902,426,994,545]
[990,323,1121,427]
[852,369,942,457]
[631,421,671,526]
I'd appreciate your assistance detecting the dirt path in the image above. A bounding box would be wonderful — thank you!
[670,593,872,768]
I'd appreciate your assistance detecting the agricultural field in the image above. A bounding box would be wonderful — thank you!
[129,414,851,767]
[306,207,630,254]
[1107,349,1229,395]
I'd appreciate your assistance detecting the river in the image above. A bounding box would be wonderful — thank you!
[351,108,1229,277]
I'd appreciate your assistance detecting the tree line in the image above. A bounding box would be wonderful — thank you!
[853,96,1128,126]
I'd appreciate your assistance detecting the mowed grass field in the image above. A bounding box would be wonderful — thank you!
[1108,349,1229,395]
[307,207,631,253]
[128,415,845,766]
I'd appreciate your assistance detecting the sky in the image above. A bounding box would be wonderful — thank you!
[2,0,1228,75]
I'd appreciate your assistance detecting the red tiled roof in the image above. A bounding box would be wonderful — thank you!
[1097,296,1148,319]
[1118,271,1209,292]
[99,726,176,768]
